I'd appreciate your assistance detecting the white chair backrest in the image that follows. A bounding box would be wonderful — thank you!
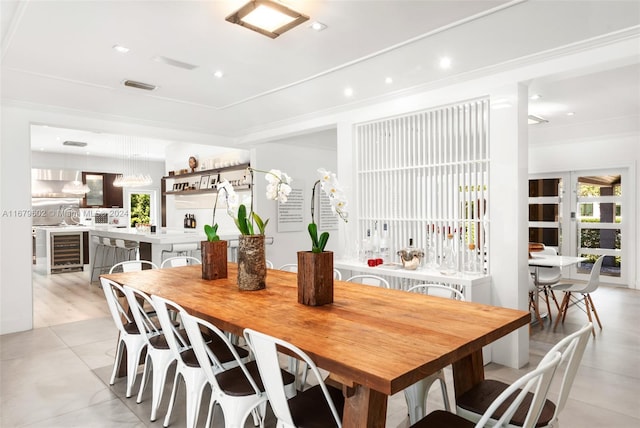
[406,284,465,301]
[180,312,261,393]
[266,260,274,269]
[333,268,342,280]
[278,263,298,272]
[109,260,158,273]
[243,328,343,428]
[345,274,390,289]
[161,256,201,268]
[122,285,161,346]
[583,255,604,293]
[477,351,562,428]
[150,295,191,362]
[99,277,133,334]
[546,323,592,422]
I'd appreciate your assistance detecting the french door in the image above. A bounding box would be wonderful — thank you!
[529,168,626,285]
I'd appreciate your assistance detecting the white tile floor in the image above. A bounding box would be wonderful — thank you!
[1,270,639,427]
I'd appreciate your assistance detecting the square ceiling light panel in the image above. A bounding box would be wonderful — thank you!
[226,0,309,39]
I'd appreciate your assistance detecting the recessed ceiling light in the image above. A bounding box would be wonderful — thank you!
[213,70,224,78]
[226,0,309,39]
[310,21,327,31]
[112,44,130,53]
[530,94,542,100]
[385,77,393,84]
[344,87,354,97]
[439,57,452,69]
[566,112,575,116]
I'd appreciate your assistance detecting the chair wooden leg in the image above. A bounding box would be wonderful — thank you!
[548,286,561,312]
[541,287,553,323]
[561,291,571,323]
[553,292,569,331]
[583,294,595,337]
[529,291,544,330]
[586,293,603,330]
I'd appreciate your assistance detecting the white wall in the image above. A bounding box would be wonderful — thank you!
[251,130,338,269]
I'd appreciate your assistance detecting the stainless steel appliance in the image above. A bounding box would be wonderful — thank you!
[50,232,84,273]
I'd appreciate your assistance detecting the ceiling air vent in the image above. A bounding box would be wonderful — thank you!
[63,140,88,147]
[123,80,157,91]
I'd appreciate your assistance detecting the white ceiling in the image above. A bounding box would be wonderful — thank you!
[2,0,639,159]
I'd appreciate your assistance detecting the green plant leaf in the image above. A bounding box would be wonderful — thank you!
[236,204,251,235]
[252,212,269,235]
[308,223,319,251]
[318,231,330,252]
[204,224,220,242]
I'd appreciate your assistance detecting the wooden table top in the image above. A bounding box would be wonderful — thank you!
[103,264,528,396]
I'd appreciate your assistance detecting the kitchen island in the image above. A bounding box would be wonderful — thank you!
[88,226,222,268]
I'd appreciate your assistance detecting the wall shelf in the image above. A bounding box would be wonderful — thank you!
[161,163,250,227]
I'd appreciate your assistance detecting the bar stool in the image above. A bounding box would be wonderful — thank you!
[90,236,108,282]
[115,239,139,262]
[161,243,198,264]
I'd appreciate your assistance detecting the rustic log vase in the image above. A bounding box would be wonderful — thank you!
[297,251,334,306]
[237,235,266,291]
[201,240,228,280]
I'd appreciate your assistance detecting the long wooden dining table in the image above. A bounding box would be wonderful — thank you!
[102,263,529,428]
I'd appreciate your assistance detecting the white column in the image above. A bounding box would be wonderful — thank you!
[1,107,34,333]
[488,83,530,368]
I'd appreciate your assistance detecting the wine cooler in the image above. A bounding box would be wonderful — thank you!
[51,232,84,273]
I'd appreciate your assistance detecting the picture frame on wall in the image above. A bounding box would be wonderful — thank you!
[199,175,210,190]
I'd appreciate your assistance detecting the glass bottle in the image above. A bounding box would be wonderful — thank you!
[464,243,481,273]
[371,221,380,258]
[379,223,390,263]
[426,224,437,269]
[440,233,457,275]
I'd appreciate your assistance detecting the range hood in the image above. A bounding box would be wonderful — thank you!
[31,168,85,198]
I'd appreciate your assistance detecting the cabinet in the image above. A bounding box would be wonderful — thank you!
[81,172,123,208]
[161,163,250,226]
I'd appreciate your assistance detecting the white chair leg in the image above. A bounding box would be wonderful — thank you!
[404,381,427,425]
[136,353,152,403]
[164,372,181,427]
[150,354,174,421]
[125,342,144,398]
[109,339,125,386]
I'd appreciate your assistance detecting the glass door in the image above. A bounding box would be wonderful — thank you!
[127,190,156,227]
[529,169,627,285]
[572,170,624,284]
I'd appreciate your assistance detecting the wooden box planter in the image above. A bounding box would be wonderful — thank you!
[201,240,227,280]
[297,251,334,306]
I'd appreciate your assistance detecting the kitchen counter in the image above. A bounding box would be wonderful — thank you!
[89,227,237,268]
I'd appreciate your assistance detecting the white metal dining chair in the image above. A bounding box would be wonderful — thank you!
[160,256,201,268]
[266,259,274,269]
[402,284,464,424]
[99,277,147,398]
[552,255,605,336]
[411,351,562,428]
[333,268,342,280]
[180,312,288,428]
[109,259,158,273]
[456,323,592,428]
[122,285,177,421]
[345,274,390,288]
[244,328,344,428]
[151,295,251,428]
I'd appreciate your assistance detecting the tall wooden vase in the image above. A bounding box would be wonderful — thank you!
[237,235,266,291]
[297,251,334,306]
[201,240,227,280]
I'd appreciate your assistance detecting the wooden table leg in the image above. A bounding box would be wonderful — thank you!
[342,384,388,428]
[452,349,485,400]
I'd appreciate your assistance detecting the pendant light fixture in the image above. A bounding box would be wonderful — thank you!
[113,135,153,188]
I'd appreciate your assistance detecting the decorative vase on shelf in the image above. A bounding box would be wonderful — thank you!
[237,235,266,291]
[297,251,334,306]
[201,240,227,280]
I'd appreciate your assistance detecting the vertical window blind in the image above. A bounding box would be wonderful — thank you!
[355,98,490,284]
